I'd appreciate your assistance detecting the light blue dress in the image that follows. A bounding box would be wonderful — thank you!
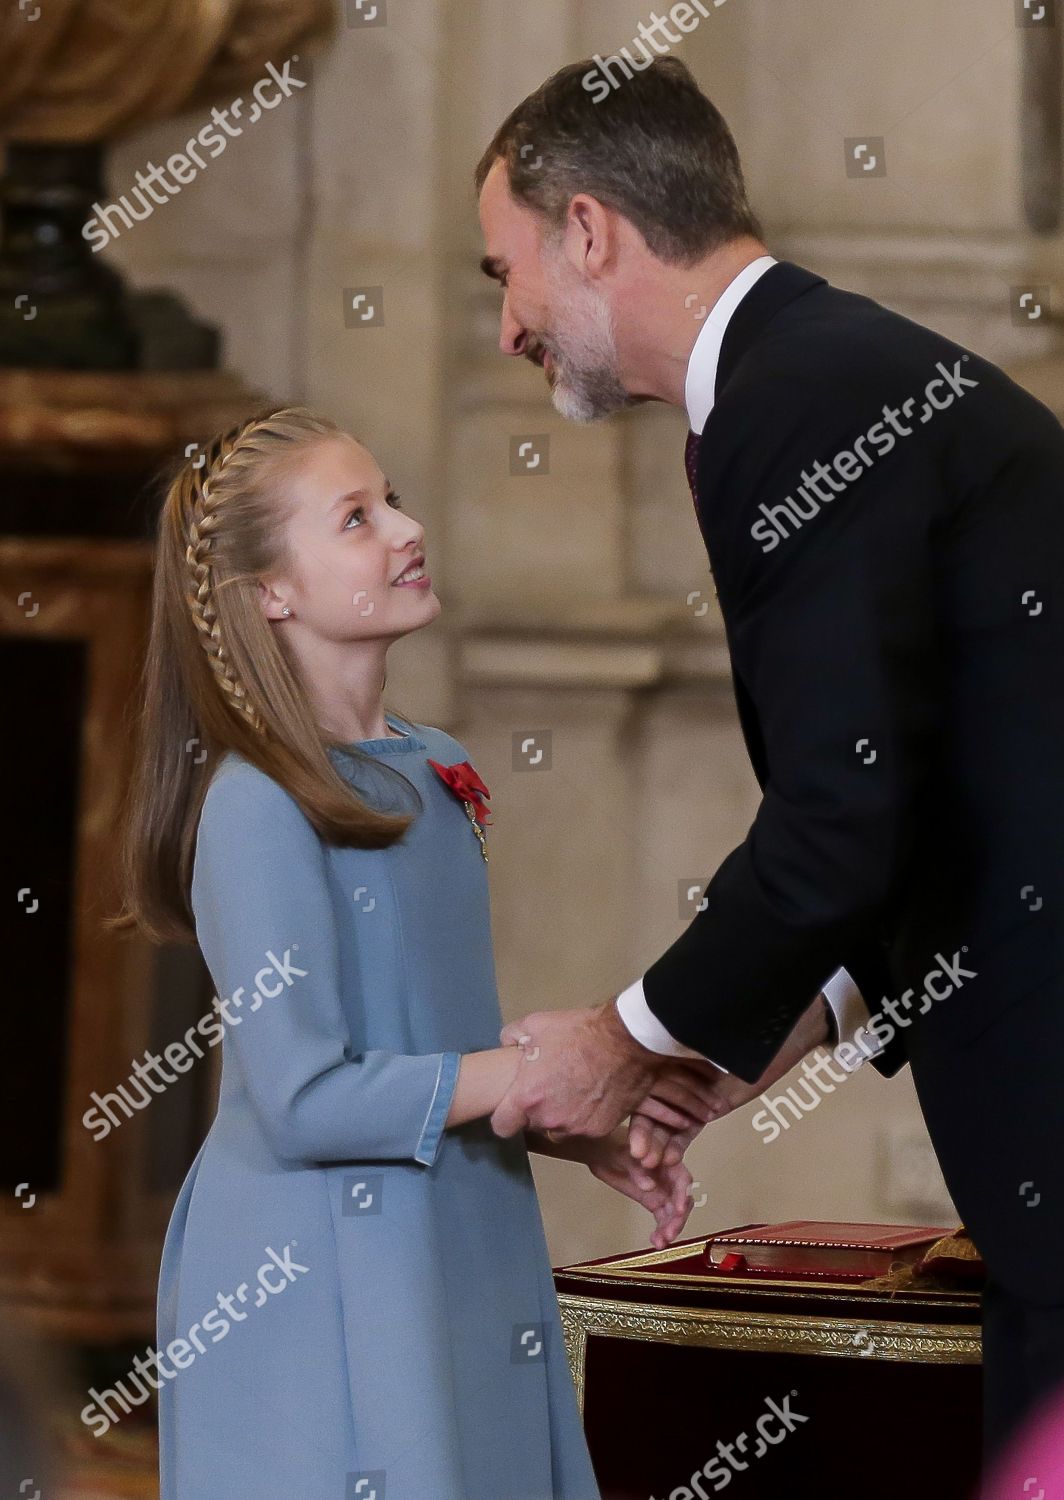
[156,713,601,1500]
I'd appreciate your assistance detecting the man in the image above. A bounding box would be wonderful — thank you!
[475,55,1064,1468]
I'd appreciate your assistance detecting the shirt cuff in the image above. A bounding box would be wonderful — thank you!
[821,967,886,1073]
[614,977,730,1072]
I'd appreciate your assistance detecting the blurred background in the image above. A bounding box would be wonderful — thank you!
[1,0,1060,1491]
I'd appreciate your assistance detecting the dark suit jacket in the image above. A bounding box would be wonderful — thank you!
[642,262,1063,1139]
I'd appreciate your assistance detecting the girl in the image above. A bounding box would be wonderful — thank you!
[111,406,714,1498]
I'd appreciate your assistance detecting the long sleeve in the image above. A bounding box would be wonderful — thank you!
[190,765,462,1166]
[642,373,948,1083]
[616,967,876,1075]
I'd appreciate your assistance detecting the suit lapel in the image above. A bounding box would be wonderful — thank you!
[698,260,827,790]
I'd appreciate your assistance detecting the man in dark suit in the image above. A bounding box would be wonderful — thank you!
[476,54,1064,1468]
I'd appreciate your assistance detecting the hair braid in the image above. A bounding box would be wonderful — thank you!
[183,412,284,738]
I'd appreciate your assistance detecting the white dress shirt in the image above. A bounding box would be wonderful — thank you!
[614,254,884,1076]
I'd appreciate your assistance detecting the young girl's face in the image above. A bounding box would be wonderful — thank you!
[264,433,440,641]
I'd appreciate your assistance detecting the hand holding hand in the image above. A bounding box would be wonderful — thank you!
[493,1003,666,1141]
[628,1059,739,1169]
[627,993,838,1168]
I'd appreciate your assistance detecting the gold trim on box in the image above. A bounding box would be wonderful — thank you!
[557,1292,981,1414]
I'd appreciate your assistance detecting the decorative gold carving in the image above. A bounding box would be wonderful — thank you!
[0,0,334,144]
[0,370,262,457]
[557,1292,981,1414]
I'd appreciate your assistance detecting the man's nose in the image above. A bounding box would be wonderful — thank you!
[499,300,527,357]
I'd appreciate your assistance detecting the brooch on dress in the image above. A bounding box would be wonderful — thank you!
[427,758,492,861]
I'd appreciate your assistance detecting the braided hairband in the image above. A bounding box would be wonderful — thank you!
[183,424,270,737]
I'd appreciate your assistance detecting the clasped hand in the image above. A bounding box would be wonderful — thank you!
[492,1001,744,1249]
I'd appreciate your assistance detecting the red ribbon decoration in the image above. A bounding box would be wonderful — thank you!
[426,758,493,826]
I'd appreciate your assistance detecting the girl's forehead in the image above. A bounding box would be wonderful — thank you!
[290,434,382,494]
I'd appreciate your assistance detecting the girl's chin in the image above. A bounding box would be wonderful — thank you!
[392,587,441,615]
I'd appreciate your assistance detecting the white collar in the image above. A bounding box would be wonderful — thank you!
[684,254,778,435]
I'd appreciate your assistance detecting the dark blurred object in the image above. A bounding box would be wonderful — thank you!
[0,143,140,369]
[0,367,261,1344]
[0,142,221,370]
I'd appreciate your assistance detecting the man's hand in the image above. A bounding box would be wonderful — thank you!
[627,992,836,1168]
[493,1002,718,1141]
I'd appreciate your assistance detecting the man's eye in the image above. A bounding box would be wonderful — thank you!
[343,508,364,530]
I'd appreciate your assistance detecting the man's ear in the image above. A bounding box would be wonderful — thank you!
[566,193,616,278]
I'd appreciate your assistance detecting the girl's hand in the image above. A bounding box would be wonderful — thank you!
[627,1060,738,1170]
[627,1111,702,1172]
[586,1128,696,1252]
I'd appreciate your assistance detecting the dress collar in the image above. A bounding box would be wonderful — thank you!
[330,713,427,755]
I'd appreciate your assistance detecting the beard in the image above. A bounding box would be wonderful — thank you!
[531,259,638,424]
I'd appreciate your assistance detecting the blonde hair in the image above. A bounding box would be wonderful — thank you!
[106,405,420,945]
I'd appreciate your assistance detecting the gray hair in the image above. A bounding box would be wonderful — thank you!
[475,55,763,265]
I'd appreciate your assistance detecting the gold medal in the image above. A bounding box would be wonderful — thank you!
[462,799,488,860]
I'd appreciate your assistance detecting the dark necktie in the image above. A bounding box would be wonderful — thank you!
[684,428,717,599]
[684,428,701,508]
